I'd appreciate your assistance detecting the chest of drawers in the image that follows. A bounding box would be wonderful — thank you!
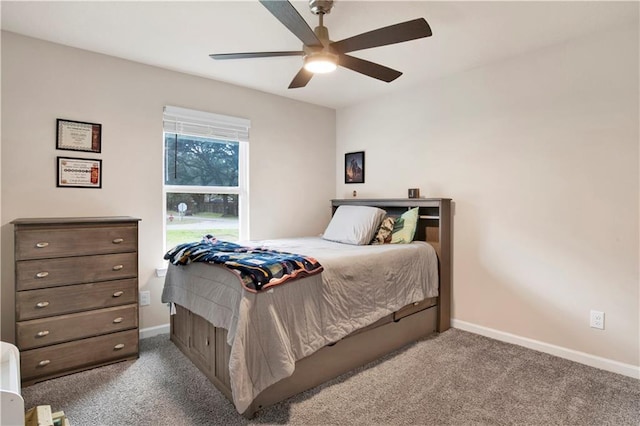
[12,217,141,385]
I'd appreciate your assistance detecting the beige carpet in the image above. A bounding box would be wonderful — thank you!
[22,329,640,425]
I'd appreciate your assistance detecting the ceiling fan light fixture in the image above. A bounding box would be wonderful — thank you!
[303,52,337,73]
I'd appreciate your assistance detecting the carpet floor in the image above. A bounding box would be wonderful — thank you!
[21,329,640,425]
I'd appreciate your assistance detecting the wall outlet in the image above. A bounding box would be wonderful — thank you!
[590,310,605,330]
[139,291,151,306]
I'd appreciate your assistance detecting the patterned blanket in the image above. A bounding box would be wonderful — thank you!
[164,235,324,292]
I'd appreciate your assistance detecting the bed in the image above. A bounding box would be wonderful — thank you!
[161,198,452,418]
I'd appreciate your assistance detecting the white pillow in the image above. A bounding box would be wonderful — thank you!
[322,205,387,245]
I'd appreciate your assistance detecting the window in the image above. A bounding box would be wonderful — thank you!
[163,106,249,250]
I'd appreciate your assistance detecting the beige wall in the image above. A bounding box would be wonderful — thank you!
[0,32,336,342]
[336,25,639,367]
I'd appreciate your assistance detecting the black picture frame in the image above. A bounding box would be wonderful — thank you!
[56,156,102,189]
[56,118,102,153]
[345,151,365,184]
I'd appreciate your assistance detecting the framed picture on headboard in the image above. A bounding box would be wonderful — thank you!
[345,151,365,184]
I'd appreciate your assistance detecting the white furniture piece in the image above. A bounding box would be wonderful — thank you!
[1,341,24,426]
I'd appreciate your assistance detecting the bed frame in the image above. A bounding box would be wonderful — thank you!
[169,198,452,418]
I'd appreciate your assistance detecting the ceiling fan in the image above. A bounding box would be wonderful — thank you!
[210,0,432,89]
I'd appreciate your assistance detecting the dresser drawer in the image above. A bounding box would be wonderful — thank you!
[15,225,137,260]
[16,252,137,291]
[20,329,138,382]
[16,279,137,321]
[17,304,138,350]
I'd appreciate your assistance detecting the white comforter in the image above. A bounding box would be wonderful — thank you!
[161,237,438,413]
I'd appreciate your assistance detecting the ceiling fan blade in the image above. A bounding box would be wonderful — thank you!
[260,0,323,48]
[338,54,402,82]
[331,18,432,54]
[288,68,313,89]
[210,51,304,60]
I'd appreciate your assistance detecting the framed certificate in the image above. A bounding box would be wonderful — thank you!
[56,119,102,153]
[57,157,102,188]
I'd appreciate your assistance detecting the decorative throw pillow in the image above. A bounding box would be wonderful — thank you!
[392,217,405,233]
[391,207,419,244]
[371,216,395,245]
[322,205,387,245]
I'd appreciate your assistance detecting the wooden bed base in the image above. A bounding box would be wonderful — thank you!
[169,198,452,418]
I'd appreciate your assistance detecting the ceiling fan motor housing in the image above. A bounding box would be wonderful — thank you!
[309,0,334,15]
[313,25,331,46]
[304,24,337,66]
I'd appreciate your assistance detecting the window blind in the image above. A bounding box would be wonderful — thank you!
[163,105,250,142]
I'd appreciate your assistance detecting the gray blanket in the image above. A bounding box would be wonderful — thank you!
[161,237,439,413]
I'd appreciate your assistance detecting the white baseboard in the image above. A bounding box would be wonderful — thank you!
[139,324,170,339]
[451,319,640,379]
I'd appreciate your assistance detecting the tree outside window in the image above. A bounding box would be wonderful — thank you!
[164,133,242,249]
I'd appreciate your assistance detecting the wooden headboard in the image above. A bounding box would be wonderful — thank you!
[331,198,453,331]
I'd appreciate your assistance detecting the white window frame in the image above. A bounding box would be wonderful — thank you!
[162,106,250,251]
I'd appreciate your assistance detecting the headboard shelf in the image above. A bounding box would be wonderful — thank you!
[331,198,453,331]
[331,198,451,208]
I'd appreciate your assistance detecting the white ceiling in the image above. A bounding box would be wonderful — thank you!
[1,1,637,109]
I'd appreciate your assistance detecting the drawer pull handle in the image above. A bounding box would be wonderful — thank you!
[112,238,124,244]
[113,291,124,297]
[36,301,49,308]
[114,343,125,350]
[36,242,49,248]
[413,302,420,306]
[113,317,123,324]
[35,271,49,278]
[38,359,51,367]
[36,330,50,337]
[112,264,124,271]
